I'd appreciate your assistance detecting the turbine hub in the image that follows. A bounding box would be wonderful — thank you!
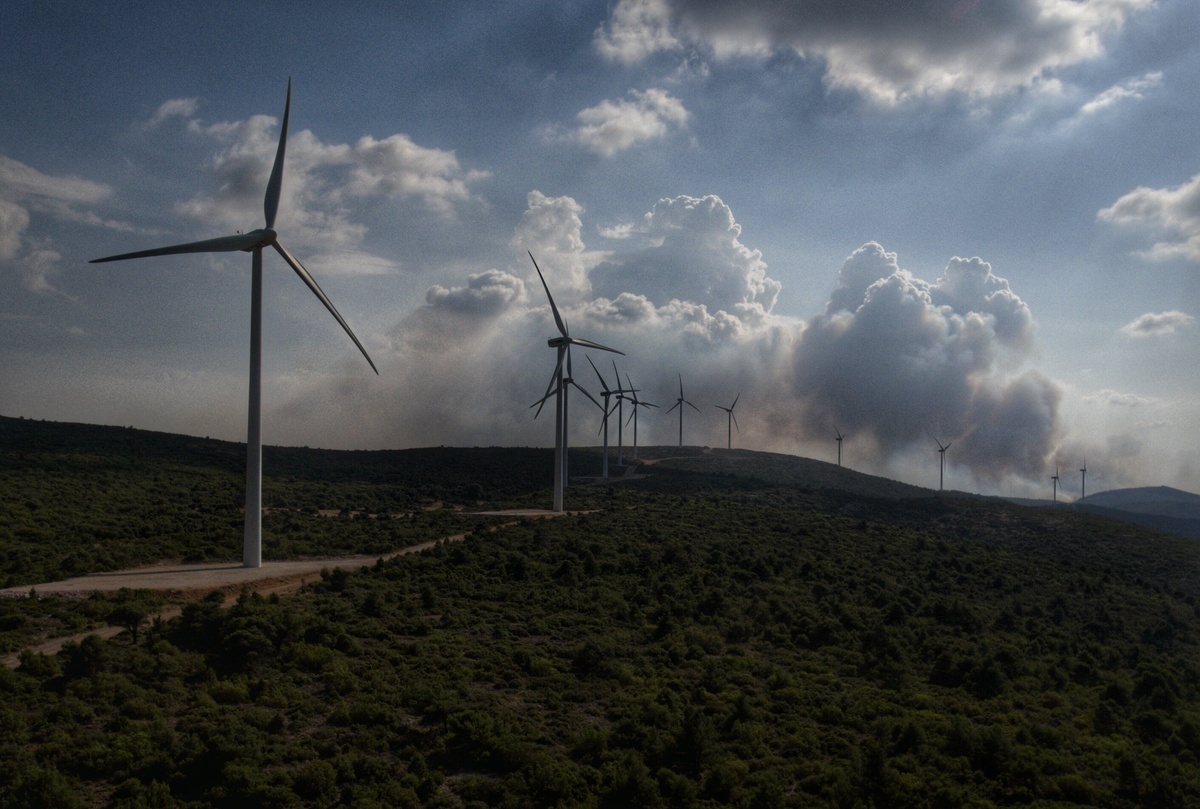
[239,228,277,251]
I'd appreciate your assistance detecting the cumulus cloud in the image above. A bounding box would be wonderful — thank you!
[1120,310,1195,337]
[0,155,114,295]
[590,194,780,318]
[166,107,487,273]
[594,0,679,65]
[793,242,1056,481]
[595,0,1152,103]
[426,269,525,315]
[1099,174,1200,261]
[277,196,1063,492]
[570,88,689,157]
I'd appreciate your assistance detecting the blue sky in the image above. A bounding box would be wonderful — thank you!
[2,0,1198,498]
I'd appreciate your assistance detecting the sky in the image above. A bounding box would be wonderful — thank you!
[2,0,1198,499]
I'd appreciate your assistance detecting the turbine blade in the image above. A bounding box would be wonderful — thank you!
[90,232,265,262]
[732,412,740,432]
[528,252,568,338]
[264,78,290,230]
[731,392,740,410]
[587,355,608,391]
[687,400,701,413]
[273,242,378,374]
[533,352,565,418]
[566,336,624,355]
[678,373,684,398]
[666,402,680,414]
[570,380,603,411]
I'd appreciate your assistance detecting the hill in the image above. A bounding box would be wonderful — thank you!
[3,417,1200,806]
[1077,487,1200,539]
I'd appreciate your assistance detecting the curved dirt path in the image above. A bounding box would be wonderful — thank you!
[1,528,492,668]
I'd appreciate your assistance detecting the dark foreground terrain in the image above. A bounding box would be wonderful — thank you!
[2,416,1199,807]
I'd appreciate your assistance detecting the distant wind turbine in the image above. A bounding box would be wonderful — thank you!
[834,425,844,467]
[588,356,617,479]
[528,253,621,511]
[935,438,952,492]
[623,371,657,460]
[666,374,701,447]
[90,80,377,569]
[714,393,740,450]
[1080,463,1087,501]
[1051,466,1060,502]
[610,360,634,466]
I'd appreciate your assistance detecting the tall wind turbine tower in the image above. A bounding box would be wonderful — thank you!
[1051,466,1060,502]
[665,374,701,447]
[1080,463,1087,501]
[935,439,952,492]
[588,356,617,479]
[834,426,844,467]
[623,372,657,460]
[714,393,740,450]
[91,81,377,569]
[528,253,621,511]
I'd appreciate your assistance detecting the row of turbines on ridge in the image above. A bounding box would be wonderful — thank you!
[87,80,1094,568]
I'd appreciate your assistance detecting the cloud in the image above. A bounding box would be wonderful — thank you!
[1083,389,1159,407]
[792,242,1057,481]
[594,0,679,65]
[590,194,781,317]
[162,107,487,271]
[426,269,525,315]
[1080,71,1161,114]
[276,196,1062,491]
[0,155,114,295]
[596,0,1153,103]
[147,97,200,127]
[1099,174,1200,261]
[1120,310,1195,338]
[570,88,689,157]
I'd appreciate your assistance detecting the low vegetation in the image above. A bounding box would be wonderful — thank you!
[2,417,1199,806]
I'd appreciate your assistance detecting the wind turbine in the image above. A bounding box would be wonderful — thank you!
[834,425,844,467]
[1080,463,1087,501]
[528,253,622,511]
[623,372,657,460]
[714,393,740,450]
[90,80,377,569]
[935,438,952,492]
[609,359,634,466]
[588,356,617,479]
[1051,466,1060,502]
[666,374,701,447]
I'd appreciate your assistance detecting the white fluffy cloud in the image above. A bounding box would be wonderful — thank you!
[590,194,780,318]
[167,106,486,274]
[570,88,689,157]
[279,198,1063,490]
[596,0,1152,104]
[1099,173,1200,261]
[1120,310,1195,337]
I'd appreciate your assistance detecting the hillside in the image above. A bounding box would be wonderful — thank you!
[2,417,1200,807]
[1077,487,1200,540]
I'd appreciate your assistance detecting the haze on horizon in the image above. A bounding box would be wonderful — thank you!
[1,0,1198,500]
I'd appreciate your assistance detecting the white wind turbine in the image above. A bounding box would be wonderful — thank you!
[528,253,621,511]
[588,356,618,479]
[623,371,657,460]
[1051,465,1060,502]
[935,438,952,491]
[714,393,740,450]
[834,425,844,467]
[666,374,701,447]
[1080,462,1088,501]
[90,80,377,569]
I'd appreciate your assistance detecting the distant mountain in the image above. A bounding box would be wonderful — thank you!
[1077,486,1200,539]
